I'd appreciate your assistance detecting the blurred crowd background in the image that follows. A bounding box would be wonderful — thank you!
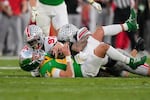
[0,0,150,56]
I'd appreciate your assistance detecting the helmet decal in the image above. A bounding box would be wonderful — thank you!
[78,27,88,39]
[26,26,30,38]
[76,27,91,41]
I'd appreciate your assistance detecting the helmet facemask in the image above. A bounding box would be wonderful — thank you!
[19,48,41,72]
[27,36,43,49]
[24,25,44,50]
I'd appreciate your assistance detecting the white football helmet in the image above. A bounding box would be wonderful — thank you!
[57,24,91,42]
[76,27,91,41]
[24,25,44,49]
[57,24,79,42]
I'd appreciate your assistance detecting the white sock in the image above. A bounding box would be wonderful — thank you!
[102,25,122,36]
[106,46,130,64]
[122,23,128,31]
[102,24,129,36]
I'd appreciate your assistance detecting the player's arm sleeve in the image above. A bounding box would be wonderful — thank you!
[87,0,94,4]
[51,68,61,78]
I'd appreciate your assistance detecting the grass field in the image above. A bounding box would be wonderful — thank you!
[0,56,150,100]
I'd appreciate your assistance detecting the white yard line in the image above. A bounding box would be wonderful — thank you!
[0,56,18,60]
[0,66,20,70]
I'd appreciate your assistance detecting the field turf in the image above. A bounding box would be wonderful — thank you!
[0,57,150,100]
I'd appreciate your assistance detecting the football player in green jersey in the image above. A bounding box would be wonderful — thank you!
[29,0,102,36]
[29,0,69,36]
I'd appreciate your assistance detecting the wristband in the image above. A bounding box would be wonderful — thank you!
[32,7,37,11]
[87,0,94,4]
[66,56,72,62]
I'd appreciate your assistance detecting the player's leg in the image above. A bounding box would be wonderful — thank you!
[133,37,145,52]
[35,2,51,36]
[52,2,69,33]
[113,36,149,76]
[94,43,147,69]
[98,8,138,36]
[119,38,150,76]
[98,37,148,77]
[120,62,150,77]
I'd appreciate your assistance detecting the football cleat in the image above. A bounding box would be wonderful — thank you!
[134,37,145,51]
[128,56,147,69]
[126,8,139,32]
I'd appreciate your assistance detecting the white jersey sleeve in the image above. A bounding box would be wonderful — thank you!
[43,36,58,52]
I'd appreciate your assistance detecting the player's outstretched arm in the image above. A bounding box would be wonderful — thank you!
[87,0,102,13]
[29,0,38,23]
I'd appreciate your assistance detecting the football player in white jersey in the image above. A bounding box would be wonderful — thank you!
[21,24,63,76]
[29,0,69,36]
[19,8,148,77]
[24,25,55,51]
[19,28,147,77]
[19,22,147,78]
[19,36,149,77]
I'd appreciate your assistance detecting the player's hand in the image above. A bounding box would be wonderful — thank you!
[51,42,64,58]
[31,7,39,23]
[61,43,71,56]
[71,35,89,52]
[91,1,102,13]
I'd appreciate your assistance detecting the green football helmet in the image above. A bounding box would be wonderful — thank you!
[19,48,40,72]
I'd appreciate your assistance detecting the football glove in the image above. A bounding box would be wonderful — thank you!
[87,0,102,13]
[31,7,39,23]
